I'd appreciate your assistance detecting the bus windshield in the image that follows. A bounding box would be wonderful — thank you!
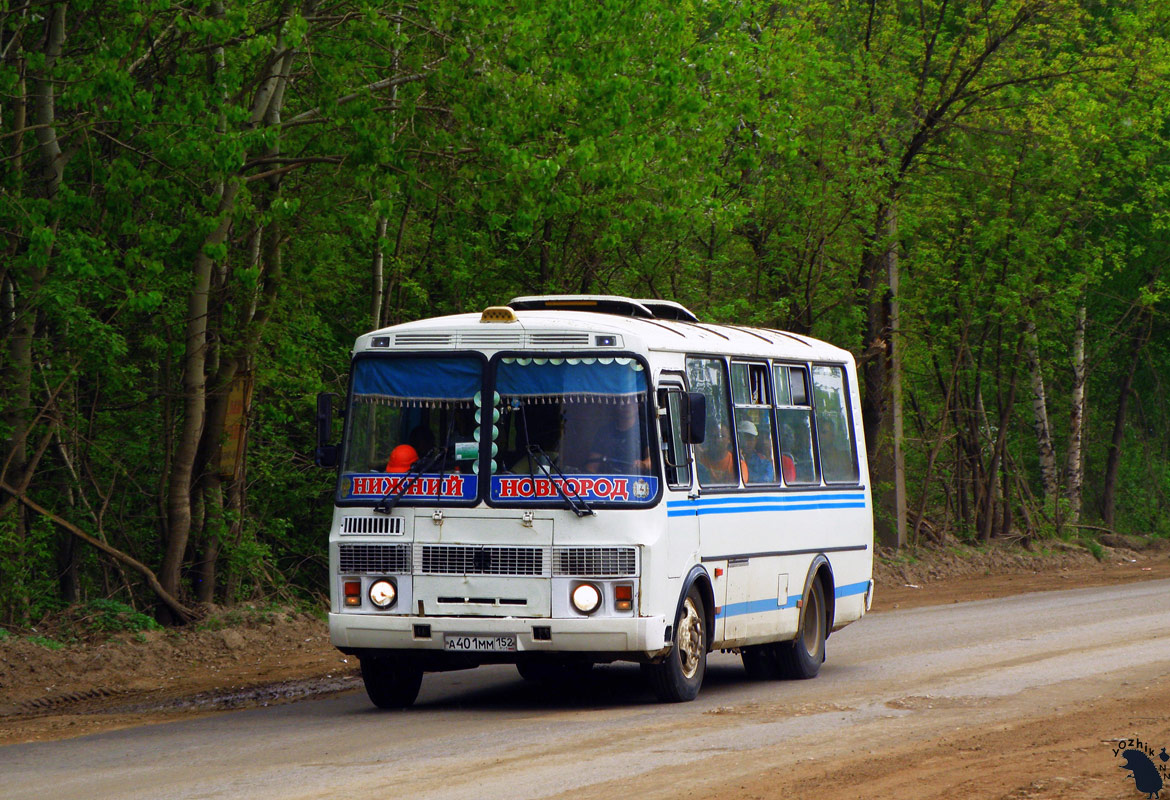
[339,355,482,504]
[490,356,659,506]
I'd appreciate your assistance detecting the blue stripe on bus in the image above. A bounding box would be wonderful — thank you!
[667,492,865,508]
[834,580,870,598]
[716,581,870,619]
[666,493,867,516]
[668,501,867,517]
[717,596,800,618]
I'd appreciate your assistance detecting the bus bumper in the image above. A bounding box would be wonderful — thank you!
[330,612,668,653]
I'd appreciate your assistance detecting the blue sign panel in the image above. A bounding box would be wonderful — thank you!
[490,474,658,504]
[346,473,478,502]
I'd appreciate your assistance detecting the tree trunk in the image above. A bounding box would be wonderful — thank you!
[161,181,240,611]
[886,203,907,548]
[1064,305,1087,524]
[1023,319,1058,505]
[381,195,412,327]
[1101,313,1149,528]
[371,214,389,329]
[196,475,224,604]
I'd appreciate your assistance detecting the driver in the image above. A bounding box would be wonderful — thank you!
[585,401,650,474]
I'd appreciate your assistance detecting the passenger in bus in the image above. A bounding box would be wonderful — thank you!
[778,423,803,483]
[585,401,650,474]
[385,444,419,473]
[696,423,746,484]
[736,418,775,483]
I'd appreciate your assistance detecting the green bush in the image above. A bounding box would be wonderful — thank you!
[83,598,162,634]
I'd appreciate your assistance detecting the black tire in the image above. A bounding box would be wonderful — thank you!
[359,655,423,709]
[646,584,707,702]
[516,660,594,683]
[775,578,826,680]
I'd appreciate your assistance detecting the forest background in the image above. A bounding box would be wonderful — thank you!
[1,0,1168,625]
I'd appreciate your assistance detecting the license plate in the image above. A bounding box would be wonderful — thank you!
[444,634,517,652]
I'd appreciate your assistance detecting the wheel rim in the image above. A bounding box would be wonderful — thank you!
[801,586,822,656]
[677,597,704,679]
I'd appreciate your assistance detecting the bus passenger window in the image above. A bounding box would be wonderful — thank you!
[812,365,860,484]
[774,364,818,485]
[731,363,778,485]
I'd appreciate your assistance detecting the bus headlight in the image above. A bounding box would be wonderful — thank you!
[571,583,602,615]
[369,579,397,609]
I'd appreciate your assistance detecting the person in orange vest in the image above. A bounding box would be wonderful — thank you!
[696,423,747,484]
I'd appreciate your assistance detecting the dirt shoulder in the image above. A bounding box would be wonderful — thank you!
[871,538,1170,612]
[2,540,1168,745]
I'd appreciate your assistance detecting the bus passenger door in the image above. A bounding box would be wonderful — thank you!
[658,384,698,582]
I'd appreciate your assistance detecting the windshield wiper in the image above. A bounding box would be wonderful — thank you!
[514,400,594,518]
[433,417,457,505]
[373,446,444,514]
[529,443,595,517]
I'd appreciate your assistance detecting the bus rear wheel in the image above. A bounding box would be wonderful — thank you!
[775,578,826,680]
[646,585,707,702]
[360,655,423,709]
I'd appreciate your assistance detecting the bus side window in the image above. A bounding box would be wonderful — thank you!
[658,388,692,489]
[811,365,860,484]
[774,364,819,485]
[686,357,739,487]
[731,362,779,486]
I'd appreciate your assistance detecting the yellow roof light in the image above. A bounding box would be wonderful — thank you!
[481,306,518,323]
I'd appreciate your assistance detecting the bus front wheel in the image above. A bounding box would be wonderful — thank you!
[647,585,707,702]
[360,655,423,709]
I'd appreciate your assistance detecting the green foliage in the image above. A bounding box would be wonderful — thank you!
[25,635,67,651]
[1,0,1168,626]
[82,599,163,635]
[1080,538,1106,562]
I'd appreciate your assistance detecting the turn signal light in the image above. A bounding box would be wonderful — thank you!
[614,584,633,612]
[344,580,361,607]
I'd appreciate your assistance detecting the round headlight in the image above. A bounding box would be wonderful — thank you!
[369,579,397,608]
[571,583,602,614]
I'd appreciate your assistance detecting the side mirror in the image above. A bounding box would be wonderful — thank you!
[315,392,338,468]
[684,392,706,444]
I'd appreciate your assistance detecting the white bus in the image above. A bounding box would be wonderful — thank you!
[316,295,874,707]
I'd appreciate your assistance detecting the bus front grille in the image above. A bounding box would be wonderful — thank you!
[418,545,546,576]
[340,515,404,535]
[553,547,638,577]
[339,544,412,574]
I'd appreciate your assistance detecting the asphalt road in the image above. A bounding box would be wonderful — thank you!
[5,579,1170,800]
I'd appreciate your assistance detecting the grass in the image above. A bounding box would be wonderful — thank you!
[25,634,66,651]
[1080,537,1106,561]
